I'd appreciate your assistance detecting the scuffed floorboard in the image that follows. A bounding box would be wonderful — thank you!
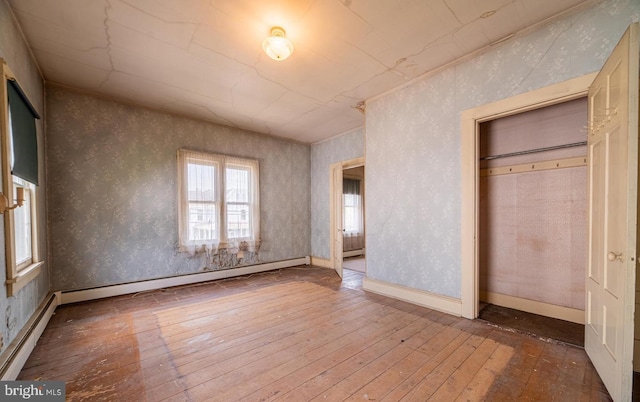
[18,266,610,401]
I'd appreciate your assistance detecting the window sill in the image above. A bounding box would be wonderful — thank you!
[6,261,43,297]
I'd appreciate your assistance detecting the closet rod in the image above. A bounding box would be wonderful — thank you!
[480,141,587,161]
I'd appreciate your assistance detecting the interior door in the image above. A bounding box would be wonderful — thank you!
[585,23,639,402]
[330,162,343,278]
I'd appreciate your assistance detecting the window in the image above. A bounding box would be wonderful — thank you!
[178,149,260,252]
[186,159,219,242]
[342,178,363,234]
[342,177,364,252]
[1,62,42,296]
[226,164,252,239]
[13,176,34,269]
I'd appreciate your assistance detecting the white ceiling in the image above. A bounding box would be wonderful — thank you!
[8,0,590,143]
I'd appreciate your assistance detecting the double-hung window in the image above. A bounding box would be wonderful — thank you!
[178,149,260,252]
[226,163,253,240]
[13,176,34,269]
[342,178,363,235]
[186,157,219,243]
[1,60,42,296]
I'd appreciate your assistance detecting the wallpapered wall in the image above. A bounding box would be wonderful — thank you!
[46,86,310,291]
[310,128,364,260]
[0,1,49,354]
[365,0,640,299]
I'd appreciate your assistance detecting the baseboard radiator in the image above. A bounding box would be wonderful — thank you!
[0,291,60,380]
[62,257,311,304]
[343,248,365,258]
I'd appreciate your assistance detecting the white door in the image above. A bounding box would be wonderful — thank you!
[585,23,639,402]
[330,162,343,278]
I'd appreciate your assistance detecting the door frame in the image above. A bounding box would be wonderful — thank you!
[459,72,597,319]
[329,157,365,277]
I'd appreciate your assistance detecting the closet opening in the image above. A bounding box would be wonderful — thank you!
[477,96,587,346]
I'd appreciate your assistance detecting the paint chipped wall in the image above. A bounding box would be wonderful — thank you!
[0,1,50,354]
[365,0,640,298]
[46,86,311,291]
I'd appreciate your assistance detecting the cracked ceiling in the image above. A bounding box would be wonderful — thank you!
[7,0,590,143]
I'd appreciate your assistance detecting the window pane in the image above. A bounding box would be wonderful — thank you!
[13,180,31,267]
[227,203,250,239]
[187,160,217,242]
[187,162,216,201]
[344,194,356,207]
[188,202,217,241]
[343,194,360,232]
[344,206,357,232]
[226,167,249,203]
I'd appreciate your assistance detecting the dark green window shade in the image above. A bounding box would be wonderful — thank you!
[7,79,40,186]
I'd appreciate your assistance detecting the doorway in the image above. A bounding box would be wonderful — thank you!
[460,73,597,319]
[329,157,365,279]
[342,165,366,275]
[477,97,588,345]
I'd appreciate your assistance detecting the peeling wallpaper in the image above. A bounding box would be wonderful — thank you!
[365,0,640,299]
[46,86,310,291]
[310,128,365,259]
[0,0,49,354]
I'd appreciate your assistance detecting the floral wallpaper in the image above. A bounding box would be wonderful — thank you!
[46,86,310,291]
[0,0,49,354]
[365,0,640,299]
[310,128,365,259]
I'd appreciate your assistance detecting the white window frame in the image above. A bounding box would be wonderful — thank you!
[177,149,260,252]
[186,156,220,243]
[0,60,43,296]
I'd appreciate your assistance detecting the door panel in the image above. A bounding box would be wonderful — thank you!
[588,139,605,285]
[606,124,625,297]
[585,23,639,402]
[330,162,343,278]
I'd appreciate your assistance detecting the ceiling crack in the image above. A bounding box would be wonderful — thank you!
[443,0,463,25]
[161,100,239,128]
[98,0,115,89]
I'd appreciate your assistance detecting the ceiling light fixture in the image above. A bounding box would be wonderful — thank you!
[263,27,294,61]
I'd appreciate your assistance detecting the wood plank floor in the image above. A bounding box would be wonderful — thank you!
[18,266,611,401]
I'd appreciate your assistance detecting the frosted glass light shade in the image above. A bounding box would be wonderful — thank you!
[263,27,293,61]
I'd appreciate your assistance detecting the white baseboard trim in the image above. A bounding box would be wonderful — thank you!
[0,291,60,380]
[62,258,309,305]
[310,256,332,269]
[343,249,365,258]
[363,277,462,317]
[480,290,585,324]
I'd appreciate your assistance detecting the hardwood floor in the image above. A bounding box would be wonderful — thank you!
[19,266,611,401]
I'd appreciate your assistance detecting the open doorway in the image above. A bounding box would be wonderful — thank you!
[460,73,597,320]
[477,97,587,346]
[342,166,366,275]
[329,157,365,280]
